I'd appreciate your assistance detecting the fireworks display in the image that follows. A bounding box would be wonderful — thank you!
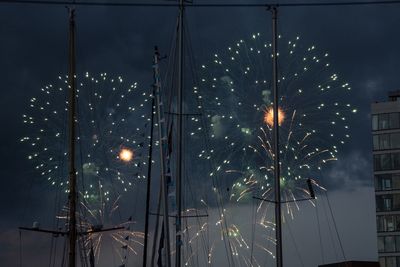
[18,34,357,266]
[192,33,357,264]
[21,72,151,200]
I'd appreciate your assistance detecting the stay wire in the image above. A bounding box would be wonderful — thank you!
[50,74,71,267]
[186,41,237,267]
[164,15,179,122]
[323,191,347,262]
[182,129,209,266]
[315,198,325,264]
[2,0,400,8]
[286,217,305,267]
[182,16,212,266]
[76,81,90,267]
[250,198,257,267]
[61,236,67,267]
[185,13,236,267]
[322,194,341,260]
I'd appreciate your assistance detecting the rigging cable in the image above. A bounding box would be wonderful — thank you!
[324,190,347,262]
[183,16,212,265]
[182,132,210,266]
[315,197,325,264]
[50,70,71,267]
[1,0,400,7]
[250,198,257,267]
[76,77,91,267]
[185,14,237,266]
[286,215,305,267]
[322,199,341,261]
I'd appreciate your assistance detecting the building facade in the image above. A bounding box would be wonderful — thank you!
[372,91,400,267]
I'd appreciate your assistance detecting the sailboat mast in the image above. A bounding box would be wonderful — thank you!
[271,6,283,267]
[153,47,172,267]
[67,7,77,267]
[175,0,184,266]
[142,63,156,267]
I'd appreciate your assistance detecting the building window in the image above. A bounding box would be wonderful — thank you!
[379,257,386,267]
[373,115,379,131]
[374,153,400,171]
[373,133,400,150]
[374,153,392,171]
[386,256,396,267]
[394,174,400,189]
[374,135,379,150]
[375,174,392,191]
[390,113,400,129]
[394,153,400,170]
[379,215,396,231]
[377,217,384,232]
[372,112,400,131]
[379,237,385,252]
[386,236,396,252]
[377,195,392,211]
[392,133,400,148]
[380,114,391,130]
[376,194,400,211]
[381,134,391,150]
[385,197,393,211]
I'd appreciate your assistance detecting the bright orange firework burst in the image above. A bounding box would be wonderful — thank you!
[119,148,134,162]
[264,106,285,127]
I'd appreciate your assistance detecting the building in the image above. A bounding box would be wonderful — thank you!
[319,261,379,267]
[372,91,400,267]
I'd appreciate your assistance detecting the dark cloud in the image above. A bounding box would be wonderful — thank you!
[323,150,373,191]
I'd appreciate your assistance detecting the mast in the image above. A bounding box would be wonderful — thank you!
[154,46,172,267]
[67,7,77,267]
[176,0,184,266]
[143,55,156,267]
[270,6,283,267]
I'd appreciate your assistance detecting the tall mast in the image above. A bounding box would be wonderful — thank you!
[154,47,172,267]
[175,0,184,266]
[67,7,77,267]
[143,50,157,267]
[270,6,283,267]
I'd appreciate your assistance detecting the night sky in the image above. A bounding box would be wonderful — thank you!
[1,0,400,266]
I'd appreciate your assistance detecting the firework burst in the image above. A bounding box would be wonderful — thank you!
[21,72,151,200]
[193,33,356,264]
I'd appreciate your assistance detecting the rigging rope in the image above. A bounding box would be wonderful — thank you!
[315,198,325,264]
[324,191,347,262]
[286,215,305,267]
[250,198,257,267]
[186,22,237,267]
[2,0,400,8]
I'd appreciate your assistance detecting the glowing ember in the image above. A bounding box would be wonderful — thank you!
[264,107,285,127]
[119,148,134,162]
